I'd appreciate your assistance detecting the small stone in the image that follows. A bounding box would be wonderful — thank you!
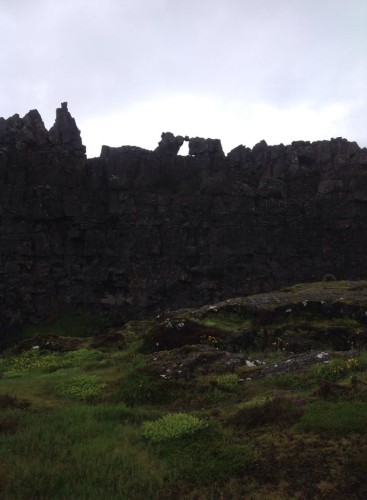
[316,352,329,359]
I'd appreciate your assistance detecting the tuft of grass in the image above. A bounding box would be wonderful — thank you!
[141,413,208,443]
[216,373,240,391]
[299,401,367,436]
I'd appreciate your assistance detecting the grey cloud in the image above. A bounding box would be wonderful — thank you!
[1,0,366,148]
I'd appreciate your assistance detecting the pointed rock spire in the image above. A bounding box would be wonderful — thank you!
[49,102,86,155]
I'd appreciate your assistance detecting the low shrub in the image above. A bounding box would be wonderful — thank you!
[141,413,208,443]
[56,375,106,402]
[216,373,240,391]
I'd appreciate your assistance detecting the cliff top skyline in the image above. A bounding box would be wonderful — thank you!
[2,0,366,157]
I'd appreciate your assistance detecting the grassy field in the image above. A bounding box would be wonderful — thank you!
[1,299,367,499]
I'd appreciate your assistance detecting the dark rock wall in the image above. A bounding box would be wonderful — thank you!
[1,104,367,328]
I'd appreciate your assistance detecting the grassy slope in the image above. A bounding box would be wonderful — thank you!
[1,282,367,499]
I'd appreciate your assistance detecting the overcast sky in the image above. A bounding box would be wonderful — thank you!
[1,0,366,157]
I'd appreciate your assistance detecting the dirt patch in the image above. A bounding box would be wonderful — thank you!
[92,330,125,350]
[0,393,31,410]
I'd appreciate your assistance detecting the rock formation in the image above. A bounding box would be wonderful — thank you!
[155,132,186,155]
[1,103,367,333]
[188,137,225,157]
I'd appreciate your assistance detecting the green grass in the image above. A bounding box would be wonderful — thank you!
[149,426,253,484]
[21,308,106,339]
[310,357,359,384]
[2,290,367,498]
[0,406,166,499]
[299,401,367,436]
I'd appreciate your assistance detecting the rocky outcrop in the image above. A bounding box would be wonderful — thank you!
[0,109,49,150]
[1,103,367,334]
[189,136,225,157]
[155,132,187,156]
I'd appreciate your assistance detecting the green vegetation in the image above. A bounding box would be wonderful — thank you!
[216,373,240,391]
[310,357,359,383]
[152,432,253,485]
[0,406,166,499]
[56,375,107,401]
[21,308,106,339]
[1,348,105,378]
[2,286,367,498]
[299,401,367,435]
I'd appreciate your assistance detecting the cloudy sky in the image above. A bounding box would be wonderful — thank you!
[1,0,366,157]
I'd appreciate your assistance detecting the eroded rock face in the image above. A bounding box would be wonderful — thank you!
[1,104,367,333]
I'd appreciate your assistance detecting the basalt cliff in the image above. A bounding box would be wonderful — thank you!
[1,103,367,331]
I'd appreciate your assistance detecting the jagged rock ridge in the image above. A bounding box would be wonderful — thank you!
[1,103,367,332]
